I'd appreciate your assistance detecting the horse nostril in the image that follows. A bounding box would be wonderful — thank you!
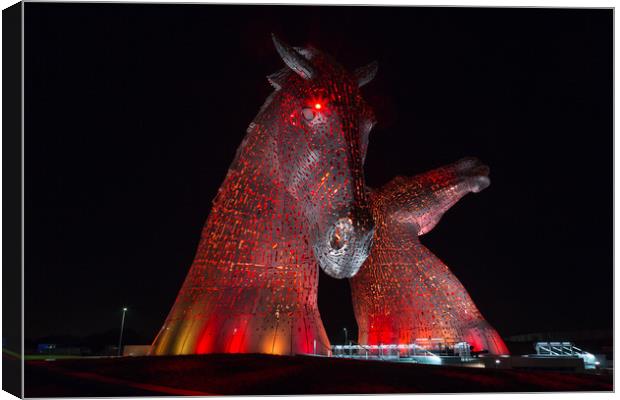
[330,232,344,250]
[330,217,353,250]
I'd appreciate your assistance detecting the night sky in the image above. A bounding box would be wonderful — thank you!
[25,4,612,346]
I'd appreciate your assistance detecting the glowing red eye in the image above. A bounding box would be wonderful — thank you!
[314,103,322,110]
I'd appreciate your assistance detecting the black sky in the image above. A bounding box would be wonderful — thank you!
[24,4,612,345]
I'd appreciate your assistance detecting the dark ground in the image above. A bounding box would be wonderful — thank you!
[25,353,612,397]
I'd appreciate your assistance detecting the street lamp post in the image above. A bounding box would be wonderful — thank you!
[343,327,348,355]
[117,307,128,357]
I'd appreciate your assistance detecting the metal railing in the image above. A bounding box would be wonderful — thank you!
[330,340,473,363]
[534,341,599,369]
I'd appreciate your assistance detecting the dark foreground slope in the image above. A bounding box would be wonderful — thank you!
[25,353,612,397]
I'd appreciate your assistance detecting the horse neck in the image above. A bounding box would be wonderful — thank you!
[373,210,421,249]
[208,108,307,245]
[214,133,277,211]
[173,101,319,312]
[375,223,420,249]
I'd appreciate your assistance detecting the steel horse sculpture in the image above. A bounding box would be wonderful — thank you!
[351,158,509,355]
[151,35,377,355]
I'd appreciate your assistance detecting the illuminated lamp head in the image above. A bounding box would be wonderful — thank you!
[267,34,378,279]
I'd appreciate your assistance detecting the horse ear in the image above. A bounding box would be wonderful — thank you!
[354,61,379,87]
[271,33,315,80]
[267,68,288,90]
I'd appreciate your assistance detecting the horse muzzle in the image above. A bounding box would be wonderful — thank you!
[315,211,374,279]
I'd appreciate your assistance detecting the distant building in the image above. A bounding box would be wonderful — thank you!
[36,343,90,356]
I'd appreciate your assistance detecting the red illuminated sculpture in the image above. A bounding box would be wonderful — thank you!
[351,158,510,355]
[150,35,376,355]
